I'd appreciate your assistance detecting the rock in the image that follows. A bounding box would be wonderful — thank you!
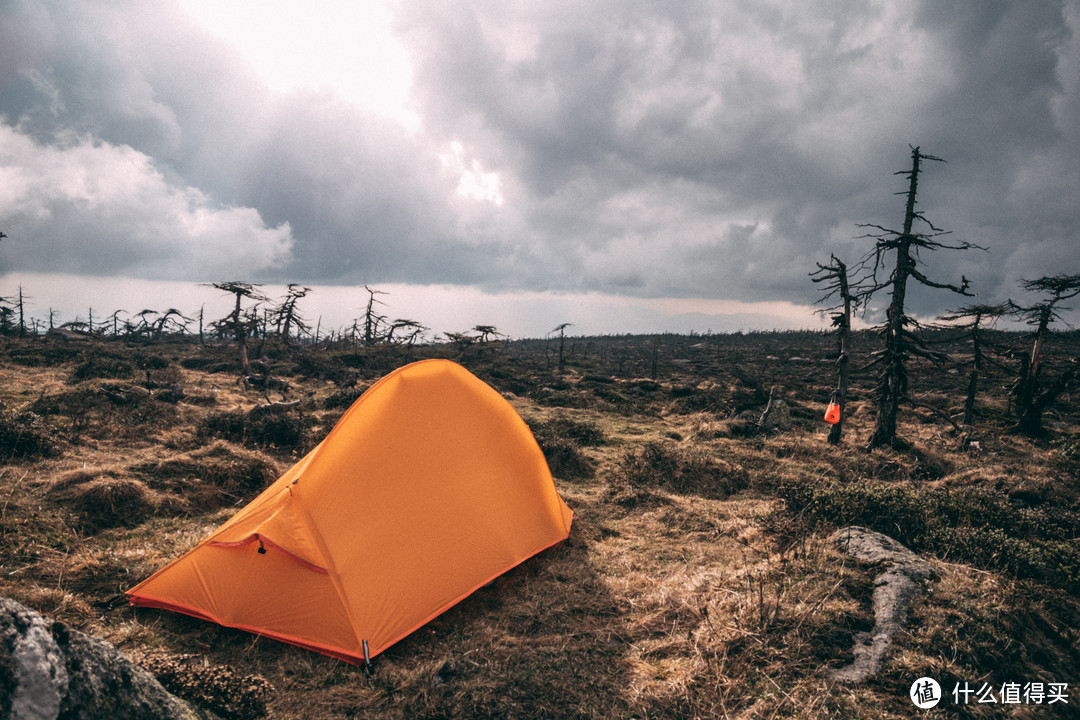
[758,399,792,431]
[735,399,793,432]
[0,597,219,720]
[830,526,931,574]
[827,527,935,684]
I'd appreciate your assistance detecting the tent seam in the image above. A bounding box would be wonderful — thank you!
[287,487,368,656]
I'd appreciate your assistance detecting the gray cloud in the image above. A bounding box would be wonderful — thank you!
[397,0,1079,311]
[1,0,1077,323]
[0,0,487,284]
[0,123,294,279]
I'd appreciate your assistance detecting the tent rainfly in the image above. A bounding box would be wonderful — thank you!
[127,359,574,663]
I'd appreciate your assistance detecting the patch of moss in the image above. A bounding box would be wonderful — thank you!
[773,477,1080,592]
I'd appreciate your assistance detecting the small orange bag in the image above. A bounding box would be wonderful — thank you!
[824,401,841,425]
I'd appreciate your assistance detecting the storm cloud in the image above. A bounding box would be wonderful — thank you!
[1,0,1077,325]
[396,0,1079,309]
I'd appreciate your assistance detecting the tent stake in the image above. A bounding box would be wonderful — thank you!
[362,639,372,676]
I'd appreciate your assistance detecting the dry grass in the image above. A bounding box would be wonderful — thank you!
[128,441,281,512]
[2,335,1079,719]
[48,473,161,531]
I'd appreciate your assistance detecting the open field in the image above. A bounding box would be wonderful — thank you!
[2,330,1079,719]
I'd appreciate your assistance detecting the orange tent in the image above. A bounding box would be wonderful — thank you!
[127,359,573,663]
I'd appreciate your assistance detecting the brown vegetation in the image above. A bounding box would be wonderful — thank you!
[1,329,1078,719]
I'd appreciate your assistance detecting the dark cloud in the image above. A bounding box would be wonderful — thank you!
[397,0,1078,311]
[0,0,488,284]
[1,0,1077,325]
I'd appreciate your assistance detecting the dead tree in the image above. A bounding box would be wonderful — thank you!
[444,331,478,352]
[362,285,389,346]
[207,282,267,375]
[0,297,14,335]
[16,287,28,337]
[0,286,30,337]
[472,325,504,344]
[551,323,572,374]
[105,310,125,338]
[271,284,311,345]
[125,308,189,340]
[253,307,272,358]
[936,302,1010,426]
[857,146,980,449]
[1010,274,1080,436]
[811,254,857,444]
[153,309,191,340]
[385,319,427,346]
[130,310,159,339]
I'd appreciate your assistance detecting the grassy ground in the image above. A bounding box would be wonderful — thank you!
[1,333,1078,719]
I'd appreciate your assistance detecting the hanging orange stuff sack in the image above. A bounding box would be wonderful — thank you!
[824,401,841,425]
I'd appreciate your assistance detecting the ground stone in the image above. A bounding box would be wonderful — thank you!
[827,526,935,684]
[0,597,218,720]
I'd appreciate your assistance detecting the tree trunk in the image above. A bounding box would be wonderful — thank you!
[828,265,853,445]
[1015,358,1078,436]
[963,371,978,426]
[231,293,250,375]
[961,317,986,426]
[17,287,26,337]
[868,150,923,449]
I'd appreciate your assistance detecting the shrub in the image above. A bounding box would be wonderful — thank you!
[31,385,181,437]
[534,387,595,409]
[179,357,238,374]
[587,385,642,413]
[199,405,308,451]
[668,386,732,415]
[4,344,83,367]
[532,415,607,447]
[50,473,157,531]
[70,354,135,382]
[481,366,536,397]
[0,404,64,459]
[773,477,1080,592]
[611,440,748,499]
[129,442,280,510]
[323,386,369,410]
[527,415,607,480]
[133,351,171,371]
[538,435,595,480]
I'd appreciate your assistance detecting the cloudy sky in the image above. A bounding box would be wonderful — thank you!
[1,0,1077,337]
